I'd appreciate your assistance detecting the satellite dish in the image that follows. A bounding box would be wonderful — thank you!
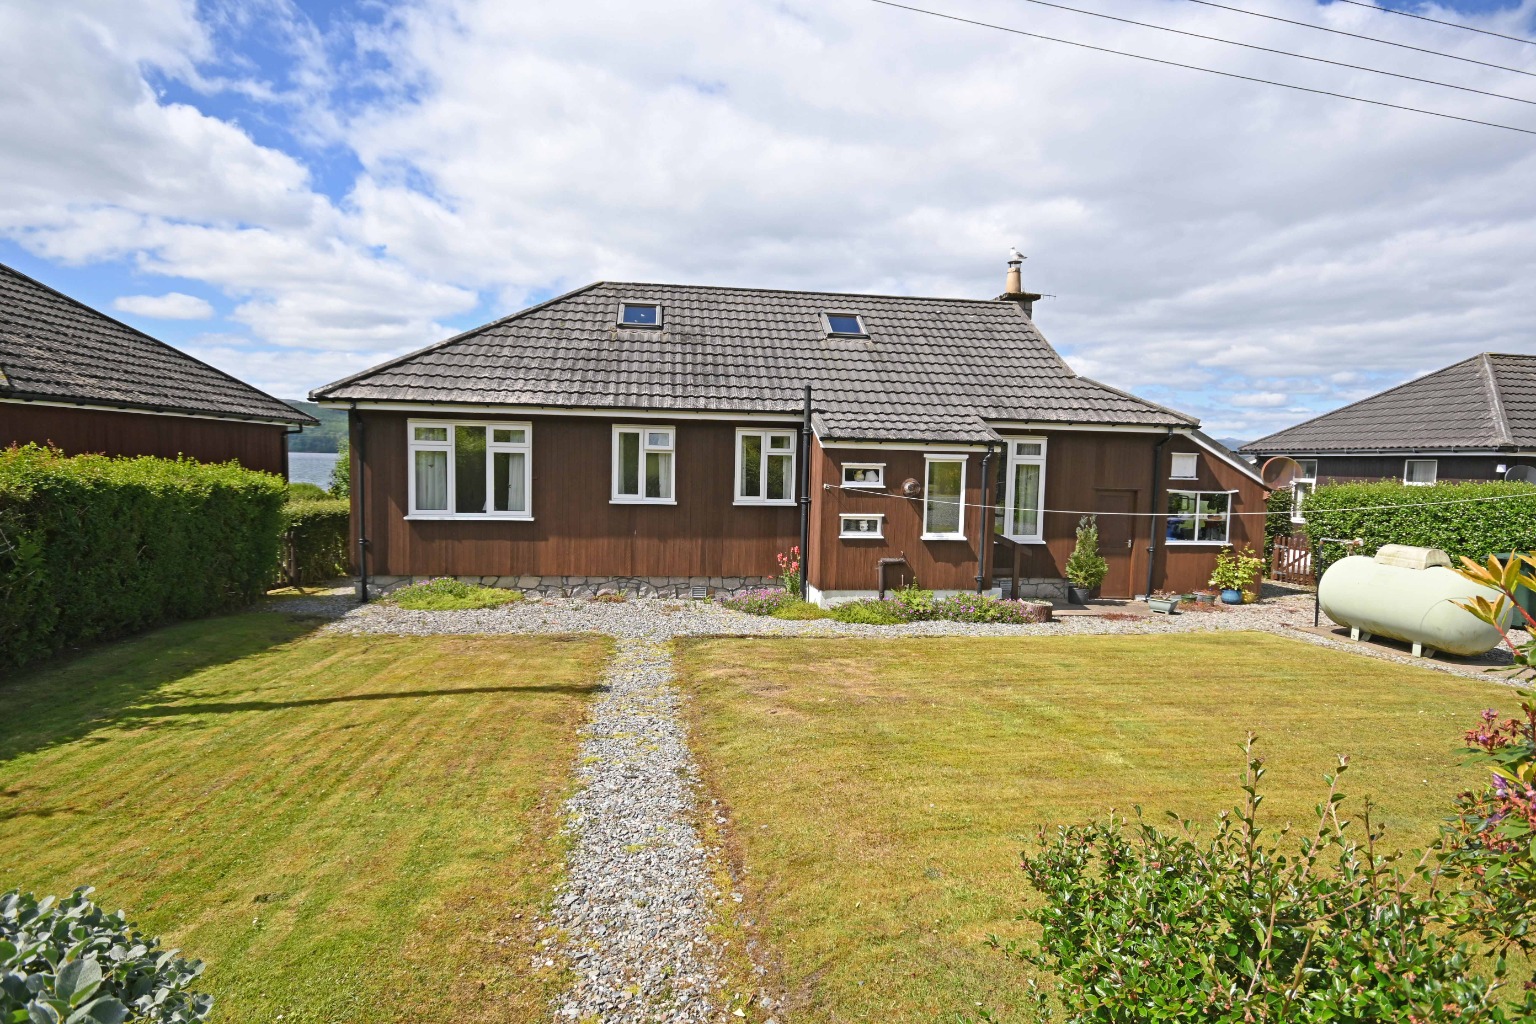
[1505,465,1536,483]
[901,477,922,497]
[1260,456,1303,489]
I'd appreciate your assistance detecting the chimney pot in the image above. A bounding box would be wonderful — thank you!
[999,248,1041,318]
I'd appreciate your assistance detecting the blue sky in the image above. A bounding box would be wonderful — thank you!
[2,0,1533,438]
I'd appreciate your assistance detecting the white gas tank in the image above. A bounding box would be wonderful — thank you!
[1317,546,1511,657]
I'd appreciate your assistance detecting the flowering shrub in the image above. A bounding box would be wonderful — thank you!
[931,594,1051,624]
[998,740,1535,1022]
[775,546,801,594]
[717,588,793,616]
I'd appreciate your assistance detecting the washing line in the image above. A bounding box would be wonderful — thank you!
[825,482,1536,519]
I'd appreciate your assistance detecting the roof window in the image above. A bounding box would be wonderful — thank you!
[619,302,661,328]
[823,312,866,336]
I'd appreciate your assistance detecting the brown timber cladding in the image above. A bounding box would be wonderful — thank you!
[0,401,289,476]
[354,410,802,578]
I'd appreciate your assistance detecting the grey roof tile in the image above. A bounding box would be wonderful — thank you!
[1242,353,1536,454]
[0,262,314,426]
[314,281,1193,442]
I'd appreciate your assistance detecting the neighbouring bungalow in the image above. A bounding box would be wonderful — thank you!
[312,255,1267,603]
[1242,353,1536,508]
[0,261,315,476]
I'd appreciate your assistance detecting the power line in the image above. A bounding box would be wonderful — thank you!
[1174,0,1536,80]
[1327,0,1536,48]
[864,0,1536,135]
[1009,0,1536,106]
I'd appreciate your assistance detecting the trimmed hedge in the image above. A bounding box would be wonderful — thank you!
[282,498,351,585]
[1264,487,1295,560]
[1300,480,1536,575]
[0,444,287,671]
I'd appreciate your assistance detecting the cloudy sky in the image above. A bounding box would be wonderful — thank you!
[2,0,1533,440]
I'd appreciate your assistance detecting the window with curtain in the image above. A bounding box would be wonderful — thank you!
[1404,459,1438,485]
[407,421,532,518]
[736,429,796,503]
[1166,490,1231,543]
[613,426,675,502]
[1001,438,1046,541]
[923,456,966,539]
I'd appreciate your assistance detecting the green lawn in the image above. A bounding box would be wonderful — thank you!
[678,631,1523,1024]
[0,612,608,1024]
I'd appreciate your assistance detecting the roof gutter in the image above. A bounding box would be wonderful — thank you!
[0,391,316,427]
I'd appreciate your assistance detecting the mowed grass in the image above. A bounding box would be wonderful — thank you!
[679,631,1522,1023]
[0,613,608,1023]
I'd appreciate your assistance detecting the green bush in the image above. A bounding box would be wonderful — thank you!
[1,887,213,1023]
[281,498,350,585]
[771,599,833,620]
[285,481,330,501]
[999,740,1536,1022]
[1302,481,1536,575]
[329,437,350,498]
[0,444,287,671]
[1065,516,1108,590]
[831,598,913,625]
[387,577,522,611]
[1264,487,1294,560]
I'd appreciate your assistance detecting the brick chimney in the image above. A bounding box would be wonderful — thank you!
[998,248,1043,318]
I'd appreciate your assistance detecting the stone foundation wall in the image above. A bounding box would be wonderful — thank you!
[999,577,1070,602]
[365,574,776,599]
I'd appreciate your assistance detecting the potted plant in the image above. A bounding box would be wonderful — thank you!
[1065,516,1108,604]
[1148,589,1181,614]
[1209,545,1265,604]
[1193,590,1216,605]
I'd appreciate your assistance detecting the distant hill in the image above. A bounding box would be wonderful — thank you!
[1214,436,1249,451]
[284,400,348,452]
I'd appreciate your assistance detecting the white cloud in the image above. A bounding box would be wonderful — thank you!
[112,291,214,319]
[1,0,1534,422]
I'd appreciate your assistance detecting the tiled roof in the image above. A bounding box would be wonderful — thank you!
[313,281,1194,443]
[0,262,314,426]
[1242,353,1536,455]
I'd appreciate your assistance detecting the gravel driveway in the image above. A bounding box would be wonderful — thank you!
[268,588,1526,1022]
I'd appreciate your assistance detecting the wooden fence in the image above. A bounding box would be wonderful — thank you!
[1270,534,1314,586]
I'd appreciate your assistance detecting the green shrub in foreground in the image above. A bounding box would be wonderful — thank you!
[1,887,213,1023]
[770,599,833,620]
[0,444,287,671]
[997,739,1536,1023]
[281,498,350,585]
[387,577,523,611]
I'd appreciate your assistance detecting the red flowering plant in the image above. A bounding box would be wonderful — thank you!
[775,545,801,594]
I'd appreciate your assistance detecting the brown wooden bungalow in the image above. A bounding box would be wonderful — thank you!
[312,258,1267,603]
[0,262,315,475]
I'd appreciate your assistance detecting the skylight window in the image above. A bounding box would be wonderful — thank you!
[823,312,866,336]
[619,302,661,328]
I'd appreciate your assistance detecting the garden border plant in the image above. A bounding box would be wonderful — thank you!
[385,577,524,611]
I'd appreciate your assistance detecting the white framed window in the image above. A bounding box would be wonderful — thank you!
[1405,459,1438,485]
[735,429,797,504]
[406,420,532,519]
[822,312,867,337]
[613,425,675,503]
[1166,490,1232,544]
[1002,438,1047,542]
[1291,461,1317,524]
[618,301,662,328]
[1170,452,1198,479]
[842,463,885,488]
[922,455,967,541]
[840,514,884,539]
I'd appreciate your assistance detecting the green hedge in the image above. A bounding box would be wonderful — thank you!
[0,444,287,671]
[1300,480,1536,575]
[1264,488,1295,560]
[282,498,351,585]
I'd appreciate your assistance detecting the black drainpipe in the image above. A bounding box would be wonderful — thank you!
[1143,428,1175,602]
[976,441,997,593]
[352,404,370,604]
[798,385,812,601]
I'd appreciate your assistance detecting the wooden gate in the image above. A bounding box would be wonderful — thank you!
[1270,534,1314,586]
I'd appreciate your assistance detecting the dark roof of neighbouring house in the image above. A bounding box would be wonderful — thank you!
[1241,353,1536,456]
[0,262,315,426]
[312,280,1195,443]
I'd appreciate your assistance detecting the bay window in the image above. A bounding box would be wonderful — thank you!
[1001,438,1047,542]
[922,455,967,540]
[407,420,532,519]
[1166,490,1232,544]
[736,429,797,504]
[613,425,675,503]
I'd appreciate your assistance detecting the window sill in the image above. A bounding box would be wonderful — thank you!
[1165,540,1230,546]
[1170,476,1199,481]
[405,514,534,522]
[840,534,885,541]
[734,499,798,507]
[921,533,968,542]
[610,498,678,505]
[1001,536,1047,545]
[841,482,885,489]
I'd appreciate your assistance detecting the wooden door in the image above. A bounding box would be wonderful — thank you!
[1094,489,1137,598]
